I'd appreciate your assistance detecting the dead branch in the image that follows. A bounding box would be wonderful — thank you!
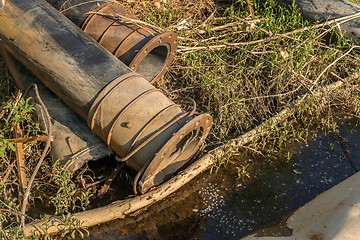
[24,148,214,237]
[312,46,360,87]
[59,0,100,13]
[22,75,357,237]
[20,84,52,229]
[178,12,360,53]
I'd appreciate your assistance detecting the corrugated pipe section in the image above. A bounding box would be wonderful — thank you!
[48,0,178,82]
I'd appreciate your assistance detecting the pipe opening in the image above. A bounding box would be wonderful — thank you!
[154,126,206,184]
[138,114,212,193]
[132,44,169,82]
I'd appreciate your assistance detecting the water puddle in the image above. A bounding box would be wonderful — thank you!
[88,120,359,239]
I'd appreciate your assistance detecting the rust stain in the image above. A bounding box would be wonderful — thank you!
[309,233,324,240]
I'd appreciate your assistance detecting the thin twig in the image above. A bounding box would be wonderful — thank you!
[59,0,102,13]
[0,199,19,217]
[178,12,360,53]
[312,46,359,87]
[220,85,303,109]
[0,97,13,119]
[5,91,22,124]
[195,9,216,31]
[246,0,254,16]
[239,144,265,158]
[211,21,243,31]
[20,84,52,229]
[2,160,16,186]
[178,38,270,52]
[85,178,107,189]
[85,10,163,34]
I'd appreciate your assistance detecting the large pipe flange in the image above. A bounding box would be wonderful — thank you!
[136,113,213,194]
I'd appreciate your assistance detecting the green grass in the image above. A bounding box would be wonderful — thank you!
[349,0,360,5]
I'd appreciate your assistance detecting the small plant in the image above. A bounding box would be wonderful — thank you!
[236,164,251,181]
[57,215,89,239]
[0,92,95,239]
[29,215,89,240]
[50,161,93,215]
[3,97,34,125]
[0,130,14,158]
[211,143,241,173]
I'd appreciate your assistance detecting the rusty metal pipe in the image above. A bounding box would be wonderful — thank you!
[47,0,105,26]
[0,0,212,193]
[0,48,113,173]
[48,0,177,82]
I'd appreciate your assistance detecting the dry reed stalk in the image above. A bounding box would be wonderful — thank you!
[177,12,360,53]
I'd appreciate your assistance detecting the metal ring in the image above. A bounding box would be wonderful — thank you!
[88,72,141,130]
[97,21,117,45]
[127,103,179,153]
[106,88,161,145]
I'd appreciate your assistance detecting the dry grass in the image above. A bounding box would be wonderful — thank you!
[121,0,360,143]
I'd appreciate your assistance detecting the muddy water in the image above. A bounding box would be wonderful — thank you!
[88,120,359,240]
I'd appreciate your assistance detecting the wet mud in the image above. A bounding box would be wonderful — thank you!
[88,120,359,240]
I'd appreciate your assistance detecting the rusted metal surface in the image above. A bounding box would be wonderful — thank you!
[0,0,212,193]
[49,0,178,82]
[82,2,178,82]
[48,0,106,26]
[0,48,114,173]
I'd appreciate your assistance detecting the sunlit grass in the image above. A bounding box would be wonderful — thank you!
[349,0,360,5]
[123,0,360,165]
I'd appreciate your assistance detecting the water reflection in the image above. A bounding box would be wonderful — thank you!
[89,120,359,239]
